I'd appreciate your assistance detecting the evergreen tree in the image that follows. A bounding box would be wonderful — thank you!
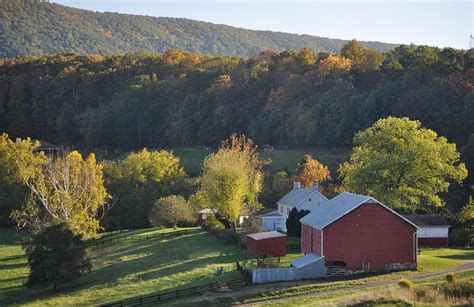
[22,224,91,290]
[286,208,310,237]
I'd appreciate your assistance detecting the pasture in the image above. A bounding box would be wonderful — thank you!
[0,227,250,305]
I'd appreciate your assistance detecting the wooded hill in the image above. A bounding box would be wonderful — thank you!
[0,0,398,58]
[1,42,472,151]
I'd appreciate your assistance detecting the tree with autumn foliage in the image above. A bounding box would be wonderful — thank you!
[12,151,111,239]
[196,135,268,228]
[293,155,331,189]
[0,134,46,226]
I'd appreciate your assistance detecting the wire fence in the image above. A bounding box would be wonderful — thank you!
[102,276,249,306]
[87,228,201,247]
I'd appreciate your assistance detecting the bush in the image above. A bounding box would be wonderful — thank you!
[398,278,414,290]
[442,280,474,298]
[241,214,263,233]
[201,215,225,235]
[446,272,457,284]
[449,228,473,247]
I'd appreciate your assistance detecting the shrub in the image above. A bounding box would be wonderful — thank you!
[398,278,414,290]
[241,214,263,233]
[449,228,472,247]
[442,280,474,298]
[446,272,457,284]
[202,215,225,234]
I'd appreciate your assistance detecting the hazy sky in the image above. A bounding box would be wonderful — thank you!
[53,0,473,49]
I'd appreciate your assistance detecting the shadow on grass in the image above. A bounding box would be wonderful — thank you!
[437,251,474,261]
[1,232,249,305]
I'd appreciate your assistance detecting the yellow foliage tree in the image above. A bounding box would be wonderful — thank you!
[12,151,111,239]
[318,55,352,76]
[197,135,267,228]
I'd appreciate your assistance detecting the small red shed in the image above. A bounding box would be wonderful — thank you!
[197,208,216,226]
[247,231,286,257]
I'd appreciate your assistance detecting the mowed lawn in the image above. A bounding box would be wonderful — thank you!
[0,227,251,305]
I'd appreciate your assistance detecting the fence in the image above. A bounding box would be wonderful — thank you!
[87,229,201,247]
[286,243,301,252]
[102,277,248,306]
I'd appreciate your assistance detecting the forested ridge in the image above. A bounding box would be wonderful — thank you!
[0,0,397,58]
[1,42,472,151]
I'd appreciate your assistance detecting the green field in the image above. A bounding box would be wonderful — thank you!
[0,227,251,305]
[2,226,471,306]
[112,146,350,176]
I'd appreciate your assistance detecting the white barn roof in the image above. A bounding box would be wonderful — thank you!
[300,192,418,230]
[247,231,286,240]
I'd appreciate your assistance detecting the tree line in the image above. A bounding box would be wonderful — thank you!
[0,42,472,151]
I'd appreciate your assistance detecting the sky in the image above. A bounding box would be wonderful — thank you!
[52,0,473,49]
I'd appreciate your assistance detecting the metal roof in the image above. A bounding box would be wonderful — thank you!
[247,231,286,240]
[402,214,450,227]
[277,187,328,208]
[198,208,216,214]
[300,192,418,230]
[291,253,323,268]
[260,210,282,218]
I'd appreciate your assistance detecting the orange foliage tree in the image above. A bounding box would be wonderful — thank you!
[293,155,331,188]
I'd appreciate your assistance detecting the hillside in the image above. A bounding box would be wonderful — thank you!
[0,0,398,58]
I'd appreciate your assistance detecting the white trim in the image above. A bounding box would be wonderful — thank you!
[321,229,324,256]
[319,197,419,230]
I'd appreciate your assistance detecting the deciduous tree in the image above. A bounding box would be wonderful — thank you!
[339,117,467,210]
[196,135,266,228]
[293,155,331,189]
[0,134,46,226]
[12,151,110,239]
[149,195,193,229]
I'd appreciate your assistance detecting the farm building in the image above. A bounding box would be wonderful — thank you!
[300,192,418,273]
[260,181,328,232]
[403,214,450,246]
[197,208,217,226]
[247,231,286,257]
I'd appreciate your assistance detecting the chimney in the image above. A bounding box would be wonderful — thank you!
[312,182,319,191]
[293,181,301,189]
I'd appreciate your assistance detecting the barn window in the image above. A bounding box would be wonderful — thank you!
[279,206,283,213]
[362,262,370,271]
[287,208,290,215]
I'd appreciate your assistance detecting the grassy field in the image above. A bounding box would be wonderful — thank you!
[254,270,474,306]
[0,227,251,305]
[112,146,350,176]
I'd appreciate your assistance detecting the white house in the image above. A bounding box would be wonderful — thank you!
[260,181,328,232]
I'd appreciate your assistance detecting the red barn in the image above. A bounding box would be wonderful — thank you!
[300,192,418,272]
[247,231,286,257]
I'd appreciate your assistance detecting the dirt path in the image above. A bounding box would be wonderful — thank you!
[240,262,474,306]
[172,262,474,306]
